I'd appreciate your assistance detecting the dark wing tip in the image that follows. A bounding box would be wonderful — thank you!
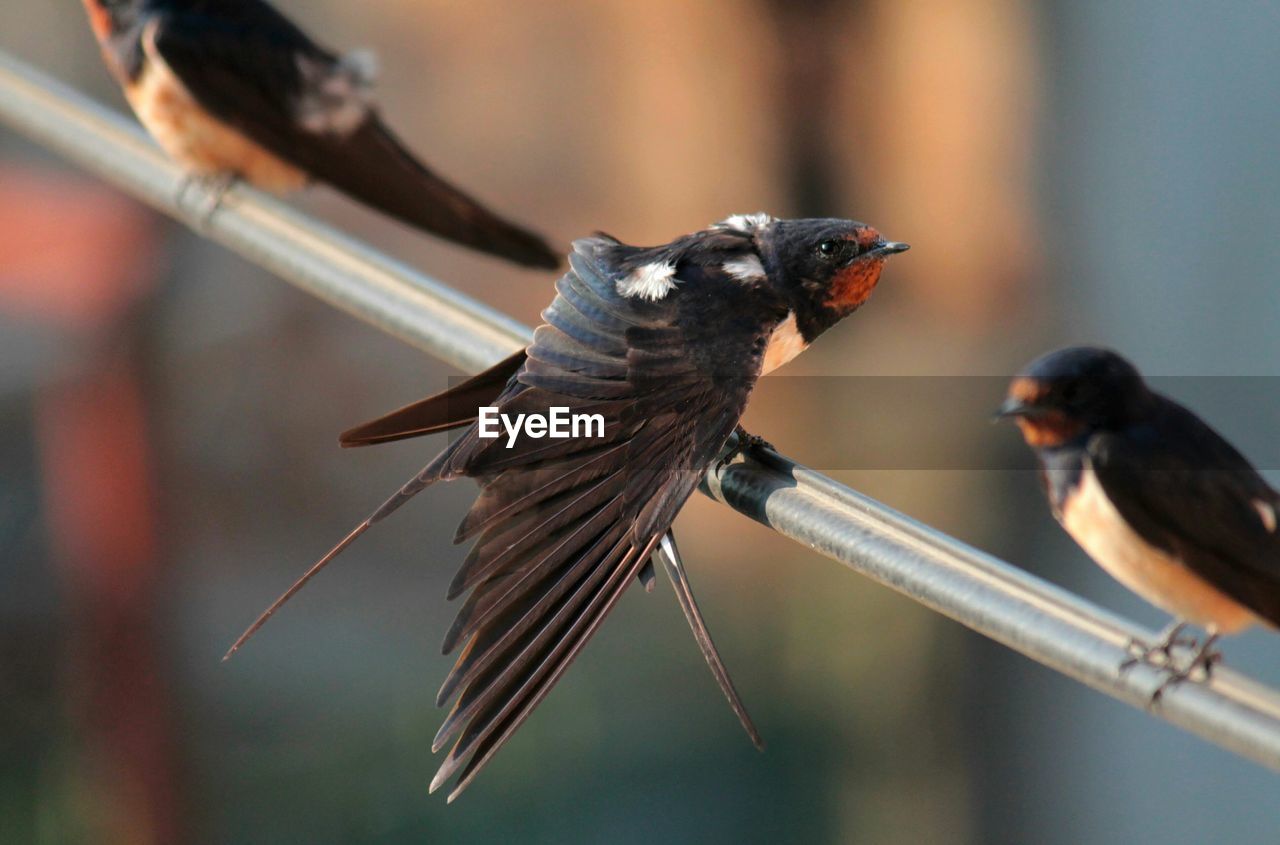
[470,219,562,269]
[338,427,413,448]
[654,532,764,751]
[507,238,562,270]
[338,350,528,448]
[338,417,439,448]
[314,119,565,270]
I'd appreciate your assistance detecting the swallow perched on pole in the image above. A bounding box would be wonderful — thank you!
[999,347,1280,697]
[223,213,908,798]
[79,0,560,269]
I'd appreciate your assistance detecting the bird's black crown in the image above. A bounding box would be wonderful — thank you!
[1002,346,1152,432]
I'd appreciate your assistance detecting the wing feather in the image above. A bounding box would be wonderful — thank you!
[1090,408,1280,625]
[429,241,767,795]
[437,516,631,706]
[441,543,656,802]
[453,442,630,543]
[339,350,525,447]
[149,10,557,266]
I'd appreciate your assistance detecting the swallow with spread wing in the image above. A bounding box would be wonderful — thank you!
[999,347,1280,698]
[225,213,908,798]
[81,0,559,268]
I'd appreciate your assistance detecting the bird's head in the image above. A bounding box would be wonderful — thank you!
[997,346,1151,448]
[719,213,909,346]
[601,213,907,374]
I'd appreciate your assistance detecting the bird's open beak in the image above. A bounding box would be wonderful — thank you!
[870,241,910,258]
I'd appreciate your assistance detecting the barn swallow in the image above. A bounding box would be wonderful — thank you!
[80,0,559,268]
[223,212,908,798]
[999,347,1280,698]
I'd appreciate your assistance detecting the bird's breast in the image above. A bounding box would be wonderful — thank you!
[760,312,808,375]
[1060,466,1259,633]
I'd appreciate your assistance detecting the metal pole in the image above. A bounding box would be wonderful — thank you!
[0,53,529,371]
[3,51,1279,770]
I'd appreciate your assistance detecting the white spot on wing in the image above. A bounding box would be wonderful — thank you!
[1255,499,1277,533]
[617,261,677,301]
[715,212,775,233]
[723,254,766,283]
[339,49,380,85]
[761,312,808,375]
[295,49,377,136]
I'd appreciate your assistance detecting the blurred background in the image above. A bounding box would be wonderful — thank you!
[2,1,1279,842]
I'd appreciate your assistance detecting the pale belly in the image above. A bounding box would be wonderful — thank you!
[125,29,306,192]
[1061,468,1260,634]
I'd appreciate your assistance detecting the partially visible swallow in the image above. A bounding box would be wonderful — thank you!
[80,0,559,268]
[224,212,908,798]
[999,346,1280,695]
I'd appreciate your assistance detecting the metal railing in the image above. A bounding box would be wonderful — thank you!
[4,51,1280,770]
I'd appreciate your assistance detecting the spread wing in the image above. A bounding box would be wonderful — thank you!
[1089,402,1280,625]
[147,8,559,267]
[426,239,767,799]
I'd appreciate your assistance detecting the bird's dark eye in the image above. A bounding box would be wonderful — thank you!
[817,240,840,259]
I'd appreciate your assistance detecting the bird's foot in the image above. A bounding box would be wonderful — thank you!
[1148,634,1222,705]
[176,172,236,230]
[1119,621,1197,673]
[719,426,774,468]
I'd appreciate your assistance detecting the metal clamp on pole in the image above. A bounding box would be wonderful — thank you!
[3,50,1279,770]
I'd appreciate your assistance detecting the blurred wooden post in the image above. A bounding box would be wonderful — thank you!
[760,0,858,215]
